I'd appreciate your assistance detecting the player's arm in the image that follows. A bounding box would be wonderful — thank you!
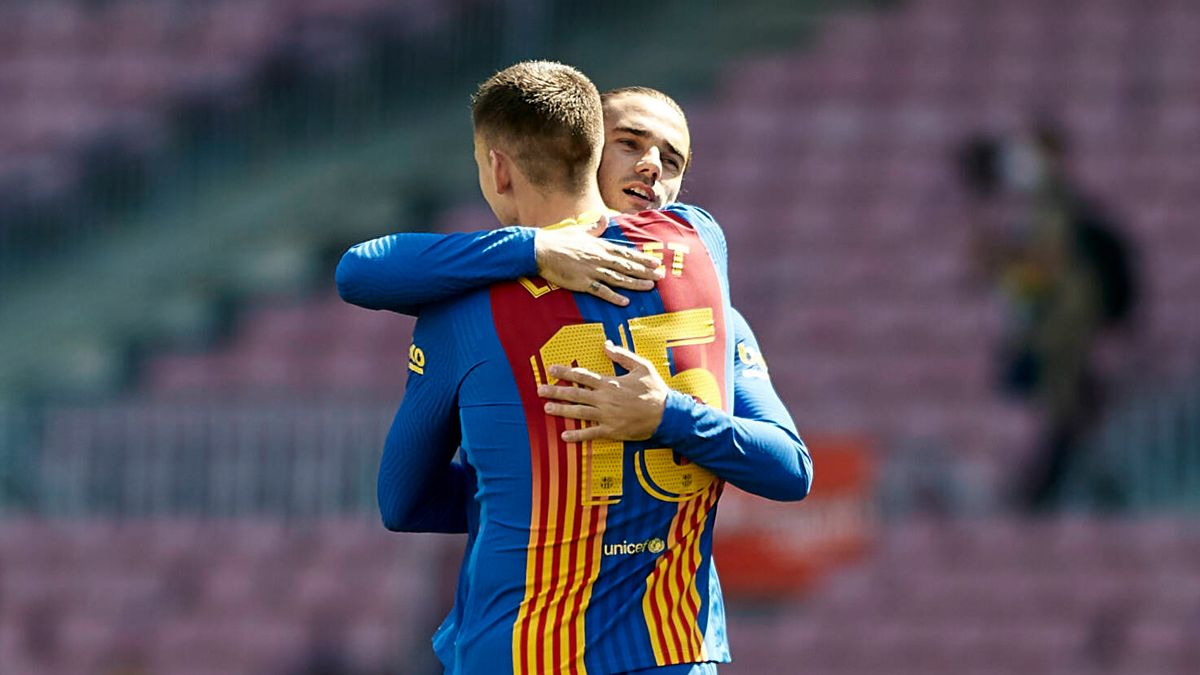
[655,203,810,498]
[377,311,471,533]
[543,203,810,500]
[335,222,662,314]
[541,310,812,502]
[652,309,812,501]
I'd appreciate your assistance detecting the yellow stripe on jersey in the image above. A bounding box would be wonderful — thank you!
[642,483,719,665]
[513,416,608,675]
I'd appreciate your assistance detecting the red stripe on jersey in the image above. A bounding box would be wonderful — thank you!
[491,280,578,675]
[614,211,729,412]
[492,278,609,675]
[616,211,730,666]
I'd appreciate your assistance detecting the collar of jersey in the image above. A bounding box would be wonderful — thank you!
[542,208,620,232]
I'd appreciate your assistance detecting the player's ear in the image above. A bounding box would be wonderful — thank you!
[490,149,513,194]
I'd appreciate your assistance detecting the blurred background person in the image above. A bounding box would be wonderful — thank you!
[958,119,1139,511]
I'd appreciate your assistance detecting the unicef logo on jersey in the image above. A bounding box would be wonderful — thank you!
[603,537,666,557]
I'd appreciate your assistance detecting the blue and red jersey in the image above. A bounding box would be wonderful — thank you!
[371,204,810,674]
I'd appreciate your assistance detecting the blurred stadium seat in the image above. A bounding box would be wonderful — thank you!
[2,516,1196,674]
[0,518,454,674]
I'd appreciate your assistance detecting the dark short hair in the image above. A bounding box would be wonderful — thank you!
[601,86,692,169]
[471,61,603,192]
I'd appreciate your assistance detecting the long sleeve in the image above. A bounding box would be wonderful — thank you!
[336,228,538,315]
[651,308,812,501]
[377,310,471,533]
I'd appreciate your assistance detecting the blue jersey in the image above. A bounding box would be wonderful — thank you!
[372,205,811,674]
[336,202,809,503]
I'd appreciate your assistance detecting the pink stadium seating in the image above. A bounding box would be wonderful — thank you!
[1,516,1195,674]
[0,0,460,203]
[716,517,1200,675]
[145,296,414,395]
[679,0,1200,479]
[0,518,458,674]
[58,2,1192,667]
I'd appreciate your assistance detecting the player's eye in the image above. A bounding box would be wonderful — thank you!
[664,157,681,170]
[618,138,638,149]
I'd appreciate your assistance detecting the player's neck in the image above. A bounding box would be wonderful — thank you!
[516,186,608,229]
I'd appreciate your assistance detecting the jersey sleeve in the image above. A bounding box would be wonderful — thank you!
[376,307,472,532]
[652,309,813,502]
[336,228,539,315]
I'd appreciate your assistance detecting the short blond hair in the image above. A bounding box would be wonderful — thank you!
[472,61,603,191]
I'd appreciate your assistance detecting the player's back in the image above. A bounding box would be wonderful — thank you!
[422,204,734,675]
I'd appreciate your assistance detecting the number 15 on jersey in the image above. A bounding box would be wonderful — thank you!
[531,309,721,507]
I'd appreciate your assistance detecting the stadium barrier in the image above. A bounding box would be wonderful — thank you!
[6,376,1198,522]
[1,399,394,517]
[0,0,695,279]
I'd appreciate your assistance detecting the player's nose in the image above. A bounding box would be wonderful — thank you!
[635,147,662,183]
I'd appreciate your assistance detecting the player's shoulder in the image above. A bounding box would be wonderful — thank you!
[408,290,493,380]
[728,308,763,353]
[607,202,718,228]
[662,202,726,243]
[608,202,725,238]
[729,308,770,378]
[413,288,490,335]
[660,201,719,228]
[727,306,750,332]
[663,202,728,266]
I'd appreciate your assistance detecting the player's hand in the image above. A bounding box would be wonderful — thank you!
[534,216,665,306]
[537,341,668,442]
